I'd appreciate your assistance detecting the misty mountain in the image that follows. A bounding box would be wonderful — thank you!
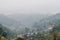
[0,14,21,30]
[0,13,59,33]
[0,13,52,33]
[8,14,51,28]
[33,13,60,31]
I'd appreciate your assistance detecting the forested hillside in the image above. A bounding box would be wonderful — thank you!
[32,13,60,32]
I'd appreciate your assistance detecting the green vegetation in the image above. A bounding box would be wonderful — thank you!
[16,37,24,40]
[0,24,16,40]
[0,24,60,40]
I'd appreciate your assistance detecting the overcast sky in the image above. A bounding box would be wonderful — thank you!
[0,0,60,15]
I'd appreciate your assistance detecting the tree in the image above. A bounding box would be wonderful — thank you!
[51,24,60,40]
[16,37,24,40]
[0,24,4,35]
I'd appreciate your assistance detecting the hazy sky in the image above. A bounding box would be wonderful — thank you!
[0,0,60,15]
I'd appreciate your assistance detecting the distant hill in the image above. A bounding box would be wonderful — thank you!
[8,14,51,28]
[0,14,21,30]
[32,13,60,31]
[0,13,59,33]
